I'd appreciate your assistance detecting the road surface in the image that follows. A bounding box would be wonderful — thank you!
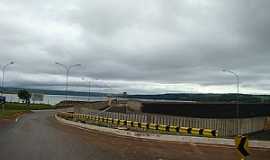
[0,110,270,160]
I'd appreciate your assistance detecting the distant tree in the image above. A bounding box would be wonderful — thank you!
[18,89,31,105]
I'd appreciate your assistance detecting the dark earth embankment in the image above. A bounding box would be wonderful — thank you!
[56,100,270,119]
[141,102,270,118]
[56,100,108,110]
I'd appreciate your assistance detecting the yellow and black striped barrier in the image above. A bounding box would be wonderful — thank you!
[98,117,104,122]
[57,113,218,137]
[92,115,96,121]
[113,119,119,125]
[158,124,169,132]
[103,117,108,123]
[133,121,140,128]
[58,112,73,119]
[191,128,204,136]
[108,118,113,124]
[203,129,218,137]
[169,126,179,132]
[149,123,158,130]
[127,121,133,127]
[119,120,127,126]
[180,127,192,134]
[141,122,149,129]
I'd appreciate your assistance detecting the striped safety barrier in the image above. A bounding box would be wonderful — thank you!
[203,129,218,137]
[119,120,127,126]
[91,115,95,121]
[169,126,179,132]
[149,123,158,130]
[180,127,192,134]
[98,117,104,122]
[191,128,204,136]
[133,121,140,128]
[103,117,108,123]
[113,119,119,125]
[108,118,113,123]
[141,122,149,129]
[158,124,169,132]
[127,121,133,127]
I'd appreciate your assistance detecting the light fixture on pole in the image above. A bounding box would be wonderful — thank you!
[81,77,91,101]
[222,69,240,134]
[55,62,81,103]
[1,61,15,95]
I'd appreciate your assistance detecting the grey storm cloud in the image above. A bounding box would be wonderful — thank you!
[0,0,270,94]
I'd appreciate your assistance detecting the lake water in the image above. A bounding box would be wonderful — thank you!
[3,94,193,106]
[3,94,108,105]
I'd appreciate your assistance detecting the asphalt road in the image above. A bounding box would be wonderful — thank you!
[0,110,270,160]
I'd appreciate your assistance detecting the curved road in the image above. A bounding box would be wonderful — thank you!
[0,110,270,160]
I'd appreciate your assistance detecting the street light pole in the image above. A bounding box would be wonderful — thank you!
[222,69,240,134]
[1,61,15,112]
[88,80,91,101]
[82,77,91,101]
[1,61,15,95]
[55,62,81,104]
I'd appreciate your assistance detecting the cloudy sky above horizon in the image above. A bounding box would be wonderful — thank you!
[1,0,270,94]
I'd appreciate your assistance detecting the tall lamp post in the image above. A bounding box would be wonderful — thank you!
[222,69,240,134]
[1,61,15,112]
[1,61,15,94]
[81,77,91,101]
[55,62,81,103]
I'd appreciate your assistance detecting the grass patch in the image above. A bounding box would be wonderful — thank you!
[0,102,56,119]
[4,102,56,111]
[0,110,26,119]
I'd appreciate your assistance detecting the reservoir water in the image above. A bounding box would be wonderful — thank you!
[3,94,107,105]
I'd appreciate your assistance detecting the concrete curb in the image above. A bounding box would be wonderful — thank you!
[55,114,270,149]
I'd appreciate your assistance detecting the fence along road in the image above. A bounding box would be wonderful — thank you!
[1,110,270,160]
[60,112,218,137]
[75,107,268,137]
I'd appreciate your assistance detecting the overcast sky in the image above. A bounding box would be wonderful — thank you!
[0,0,270,94]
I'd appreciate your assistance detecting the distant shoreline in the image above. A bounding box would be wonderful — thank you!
[2,87,270,103]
